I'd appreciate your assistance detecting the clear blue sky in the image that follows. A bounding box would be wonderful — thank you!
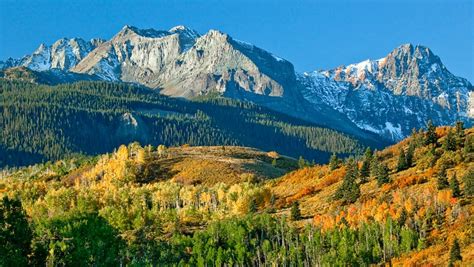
[0,0,472,81]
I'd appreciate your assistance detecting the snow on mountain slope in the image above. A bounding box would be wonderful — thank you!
[301,44,473,141]
[2,27,472,142]
[0,38,102,72]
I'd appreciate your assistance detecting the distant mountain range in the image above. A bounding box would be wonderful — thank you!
[1,25,472,141]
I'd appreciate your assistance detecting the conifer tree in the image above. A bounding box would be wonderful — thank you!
[359,148,372,182]
[248,198,257,213]
[329,153,339,171]
[463,168,474,197]
[463,136,473,155]
[290,201,301,221]
[397,147,407,172]
[425,120,438,146]
[443,130,456,151]
[298,156,306,169]
[449,238,462,266]
[0,197,33,266]
[455,121,464,138]
[376,163,390,186]
[449,174,461,197]
[370,153,380,177]
[335,158,360,203]
[406,142,415,167]
[437,168,449,190]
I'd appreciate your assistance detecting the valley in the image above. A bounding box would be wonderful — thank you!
[0,19,472,266]
[1,125,472,265]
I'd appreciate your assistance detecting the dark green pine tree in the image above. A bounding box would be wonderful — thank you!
[449,174,461,198]
[449,238,462,266]
[376,163,390,186]
[455,121,464,138]
[406,142,415,167]
[425,120,438,146]
[437,168,449,190]
[443,130,457,151]
[463,168,474,197]
[455,121,466,149]
[329,153,339,171]
[290,201,302,221]
[397,147,407,172]
[335,158,360,203]
[370,153,380,177]
[248,198,257,213]
[359,148,372,182]
[0,197,33,267]
[463,136,474,155]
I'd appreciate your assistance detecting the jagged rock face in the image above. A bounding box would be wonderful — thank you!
[301,44,473,141]
[72,26,295,98]
[1,38,102,72]
[0,58,20,70]
[48,38,97,70]
[2,27,472,142]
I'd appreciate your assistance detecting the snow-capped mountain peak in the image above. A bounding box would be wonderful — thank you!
[169,25,200,39]
[1,30,471,143]
[301,43,473,141]
[5,38,101,72]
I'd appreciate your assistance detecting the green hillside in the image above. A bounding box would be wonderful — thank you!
[0,80,382,167]
[1,125,472,266]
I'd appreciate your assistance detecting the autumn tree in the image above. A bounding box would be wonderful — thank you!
[157,144,167,158]
[290,201,302,221]
[437,168,449,190]
[298,156,306,169]
[272,158,277,167]
[425,120,438,146]
[449,174,461,197]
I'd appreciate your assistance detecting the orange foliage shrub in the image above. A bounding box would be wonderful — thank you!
[315,167,345,190]
[396,174,428,189]
[285,186,315,204]
[435,126,451,138]
[266,151,280,159]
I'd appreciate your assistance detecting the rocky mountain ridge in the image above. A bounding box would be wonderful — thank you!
[1,26,472,141]
[301,44,473,140]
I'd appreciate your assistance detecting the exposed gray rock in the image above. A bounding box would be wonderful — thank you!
[2,27,472,142]
[302,44,473,141]
[72,26,295,98]
[2,38,102,72]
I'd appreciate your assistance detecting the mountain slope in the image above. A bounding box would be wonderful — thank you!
[272,125,474,265]
[0,38,104,72]
[301,44,473,141]
[0,80,379,167]
[71,25,295,98]
[2,27,472,142]
[1,126,472,266]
